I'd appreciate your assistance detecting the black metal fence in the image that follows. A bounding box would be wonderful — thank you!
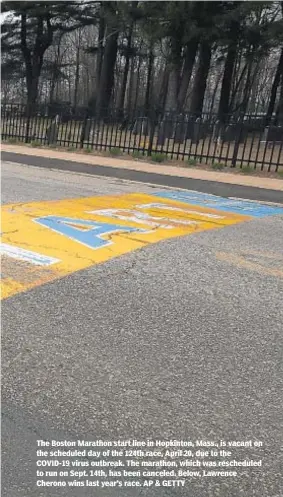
[1,103,283,172]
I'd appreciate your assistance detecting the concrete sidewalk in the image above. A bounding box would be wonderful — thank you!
[2,143,283,192]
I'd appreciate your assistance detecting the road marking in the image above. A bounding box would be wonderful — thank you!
[34,216,145,250]
[229,197,283,208]
[0,243,60,265]
[154,191,283,217]
[1,192,253,299]
[89,207,199,229]
[138,203,225,219]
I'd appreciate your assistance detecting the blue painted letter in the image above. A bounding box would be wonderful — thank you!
[34,216,144,249]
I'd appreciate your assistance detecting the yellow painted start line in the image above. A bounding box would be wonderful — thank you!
[1,193,251,299]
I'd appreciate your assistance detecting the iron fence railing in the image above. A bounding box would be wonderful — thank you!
[1,103,283,172]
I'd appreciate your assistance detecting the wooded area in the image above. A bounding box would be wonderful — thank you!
[1,0,283,124]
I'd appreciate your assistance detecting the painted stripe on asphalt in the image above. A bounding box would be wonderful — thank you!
[229,197,283,207]
[153,191,283,217]
[1,243,60,266]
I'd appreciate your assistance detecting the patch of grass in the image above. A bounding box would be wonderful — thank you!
[150,152,167,163]
[109,147,122,156]
[67,146,77,152]
[30,140,42,147]
[84,146,93,153]
[240,165,255,174]
[7,137,19,144]
[211,162,225,170]
[277,170,283,178]
[187,158,197,166]
[132,150,144,159]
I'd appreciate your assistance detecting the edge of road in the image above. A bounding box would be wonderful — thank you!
[1,145,283,204]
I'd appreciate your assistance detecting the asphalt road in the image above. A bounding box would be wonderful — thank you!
[3,150,283,203]
[2,160,283,497]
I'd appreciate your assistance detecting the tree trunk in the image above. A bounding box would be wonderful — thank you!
[249,61,261,113]
[190,41,212,117]
[229,59,247,112]
[134,62,142,112]
[49,36,62,105]
[218,39,238,123]
[26,55,43,115]
[118,25,133,113]
[144,46,154,114]
[27,78,39,111]
[127,56,136,115]
[209,70,222,116]
[96,5,106,91]
[165,66,179,112]
[96,25,118,118]
[164,36,182,112]
[49,67,56,104]
[274,73,283,125]
[73,47,80,111]
[177,37,199,113]
[68,66,72,103]
[265,47,283,126]
[158,64,169,115]
[240,48,255,115]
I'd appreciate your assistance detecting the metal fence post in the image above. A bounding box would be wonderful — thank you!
[147,109,156,156]
[231,114,244,167]
[25,105,32,143]
[80,110,88,148]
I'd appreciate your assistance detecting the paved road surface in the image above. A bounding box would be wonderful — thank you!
[2,160,283,497]
[3,150,283,203]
